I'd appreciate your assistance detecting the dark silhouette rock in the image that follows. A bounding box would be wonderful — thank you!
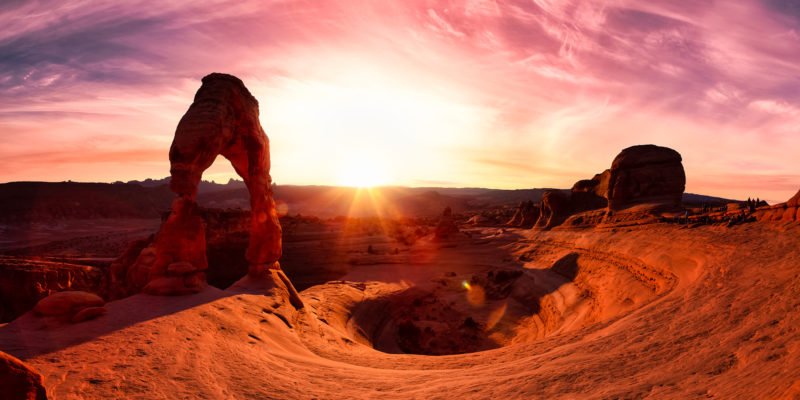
[570,170,610,212]
[434,207,460,239]
[535,145,685,230]
[607,145,685,210]
[0,351,48,400]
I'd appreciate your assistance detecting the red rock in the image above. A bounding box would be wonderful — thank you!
[507,201,540,228]
[788,189,800,207]
[570,171,610,212]
[607,145,685,210]
[0,351,47,400]
[0,257,103,323]
[166,261,199,276]
[71,306,107,323]
[33,291,104,316]
[104,73,289,297]
[534,190,570,230]
[755,189,800,223]
[434,207,460,239]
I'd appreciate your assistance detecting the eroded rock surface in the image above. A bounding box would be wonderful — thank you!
[507,201,540,228]
[104,73,288,298]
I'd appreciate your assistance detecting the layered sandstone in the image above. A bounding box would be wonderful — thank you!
[104,73,294,301]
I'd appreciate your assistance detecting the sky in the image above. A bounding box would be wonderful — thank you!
[1,0,800,202]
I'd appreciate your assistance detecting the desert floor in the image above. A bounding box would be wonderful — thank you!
[1,223,799,399]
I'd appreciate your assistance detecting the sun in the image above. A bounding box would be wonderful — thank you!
[338,157,389,188]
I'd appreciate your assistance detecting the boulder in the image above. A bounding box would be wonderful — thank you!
[33,291,104,316]
[0,351,48,400]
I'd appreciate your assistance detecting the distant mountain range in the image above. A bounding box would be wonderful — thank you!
[0,178,737,222]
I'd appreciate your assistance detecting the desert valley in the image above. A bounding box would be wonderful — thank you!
[3,1,800,399]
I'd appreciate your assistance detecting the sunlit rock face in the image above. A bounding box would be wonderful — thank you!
[105,73,284,297]
[753,188,800,223]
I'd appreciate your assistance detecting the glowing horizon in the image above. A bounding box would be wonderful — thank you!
[2,0,800,203]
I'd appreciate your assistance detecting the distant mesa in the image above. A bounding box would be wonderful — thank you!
[104,73,301,306]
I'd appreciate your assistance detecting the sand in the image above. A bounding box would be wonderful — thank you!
[1,223,799,399]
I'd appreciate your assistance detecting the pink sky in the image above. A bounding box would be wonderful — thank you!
[1,0,799,202]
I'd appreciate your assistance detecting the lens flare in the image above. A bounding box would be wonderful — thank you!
[462,281,471,290]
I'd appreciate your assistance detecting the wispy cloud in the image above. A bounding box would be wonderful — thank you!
[1,0,799,200]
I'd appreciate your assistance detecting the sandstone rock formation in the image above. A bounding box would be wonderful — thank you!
[0,256,103,323]
[570,171,610,212]
[606,145,685,210]
[104,73,299,304]
[533,190,570,230]
[536,145,686,230]
[33,291,105,322]
[754,189,800,223]
[507,201,540,228]
[434,207,460,239]
[0,351,47,400]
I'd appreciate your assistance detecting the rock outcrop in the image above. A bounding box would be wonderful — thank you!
[507,201,540,228]
[104,73,299,304]
[0,351,48,400]
[534,145,686,230]
[0,256,104,323]
[434,207,460,239]
[607,145,685,210]
[533,190,570,230]
[754,189,800,223]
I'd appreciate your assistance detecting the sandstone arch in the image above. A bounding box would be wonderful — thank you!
[105,74,301,306]
[169,73,281,270]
